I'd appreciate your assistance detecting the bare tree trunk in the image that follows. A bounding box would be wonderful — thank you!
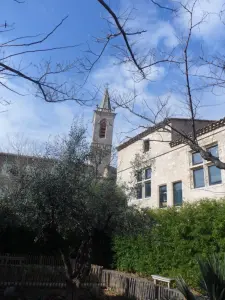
[65,280,78,300]
[60,249,78,300]
[60,237,92,300]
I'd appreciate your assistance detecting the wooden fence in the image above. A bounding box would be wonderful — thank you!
[0,253,67,267]
[98,268,184,300]
[0,254,184,300]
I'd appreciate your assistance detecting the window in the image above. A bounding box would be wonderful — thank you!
[136,168,152,199]
[208,165,222,185]
[145,168,151,179]
[193,168,205,188]
[192,151,205,188]
[191,144,222,188]
[159,185,167,207]
[136,170,142,182]
[136,183,142,199]
[99,119,106,138]
[173,181,183,206]
[207,145,219,157]
[143,140,150,152]
[136,170,142,200]
[192,152,203,165]
[145,181,151,198]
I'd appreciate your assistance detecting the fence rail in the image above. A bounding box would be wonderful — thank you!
[98,268,183,300]
[0,254,66,266]
[0,254,184,300]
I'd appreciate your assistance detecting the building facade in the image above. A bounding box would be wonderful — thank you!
[117,118,225,208]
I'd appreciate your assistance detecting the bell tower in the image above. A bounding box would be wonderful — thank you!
[91,88,116,176]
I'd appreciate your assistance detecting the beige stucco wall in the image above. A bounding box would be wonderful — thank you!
[117,126,225,208]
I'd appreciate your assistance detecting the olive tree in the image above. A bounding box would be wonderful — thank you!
[1,121,129,298]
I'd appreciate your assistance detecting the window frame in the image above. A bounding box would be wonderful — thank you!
[193,167,205,189]
[144,180,151,198]
[136,183,143,200]
[173,181,183,206]
[135,167,152,200]
[207,144,219,158]
[208,165,222,186]
[192,152,203,166]
[136,170,142,182]
[145,168,151,180]
[190,143,222,189]
[159,184,167,208]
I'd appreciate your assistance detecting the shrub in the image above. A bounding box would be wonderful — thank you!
[113,199,225,288]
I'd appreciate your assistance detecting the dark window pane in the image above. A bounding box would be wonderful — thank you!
[207,145,219,158]
[193,168,205,188]
[136,184,142,199]
[145,181,151,198]
[136,170,142,182]
[144,140,150,152]
[192,152,203,165]
[173,181,183,206]
[145,168,151,179]
[208,165,222,185]
[159,185,167,207]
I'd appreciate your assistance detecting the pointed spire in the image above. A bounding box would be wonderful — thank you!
[99,88,112,111]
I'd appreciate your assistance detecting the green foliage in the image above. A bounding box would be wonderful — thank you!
[0,203,37,253]
[113,200,225,288]
[176,254,225,300]
[198,255,225,299]
[1,122,130,260]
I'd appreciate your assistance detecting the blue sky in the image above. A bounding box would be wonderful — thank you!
[1,0,225,153]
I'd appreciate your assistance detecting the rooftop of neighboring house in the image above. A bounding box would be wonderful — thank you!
[117,117,225,151]
[0,152,55,172]
[0,151,117,179]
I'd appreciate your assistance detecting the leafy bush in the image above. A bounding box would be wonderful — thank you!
[113,199,225,288]
[177,254,225,300]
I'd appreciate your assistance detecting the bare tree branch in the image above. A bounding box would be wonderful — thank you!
[150,0,177,12]
[1,16,69,47]
[97,0,146,78]
[0,11,96,104]
[1,44,80,61]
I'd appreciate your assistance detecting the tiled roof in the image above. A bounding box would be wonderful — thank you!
[170,117,225,147]
[117,120,169,151]
[0,152,50,160]
[117,117,222,151]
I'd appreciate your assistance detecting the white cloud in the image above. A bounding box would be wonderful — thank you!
[176,0,225,40]
[2,0,225,152]
[89,0,225,145]
[0,82,92,153]
[92,59,164,94]
[119,0,178,50]
[91,58,167,144]
[151,21,178,48]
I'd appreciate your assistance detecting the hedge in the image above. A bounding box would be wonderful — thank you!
[113,199,225,288]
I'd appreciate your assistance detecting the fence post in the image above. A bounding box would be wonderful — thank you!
[39,256,43,265]
[155,285,159,300]
[124,277,129,298]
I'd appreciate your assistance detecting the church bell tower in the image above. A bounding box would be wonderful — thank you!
[91,88,116,176]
